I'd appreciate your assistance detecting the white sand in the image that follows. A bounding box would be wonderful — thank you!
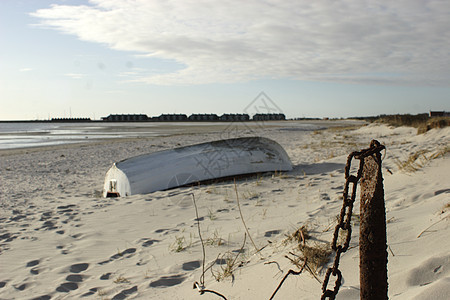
[0,121,449,299]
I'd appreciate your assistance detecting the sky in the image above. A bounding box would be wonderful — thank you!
[0,0,449,120]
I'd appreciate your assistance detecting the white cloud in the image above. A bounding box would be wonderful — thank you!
[64,73,86,79]
[19,68,33,72]
[32,0,450,86]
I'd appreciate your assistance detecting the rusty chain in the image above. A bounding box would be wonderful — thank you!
[321,141,385,300]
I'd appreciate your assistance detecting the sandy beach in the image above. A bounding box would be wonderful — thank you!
[0,120,449,300]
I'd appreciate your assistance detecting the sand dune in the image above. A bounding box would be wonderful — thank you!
[0,122,448,299]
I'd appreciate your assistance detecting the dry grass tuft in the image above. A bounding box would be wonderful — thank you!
[113,275,130,284]
[284,225,310,245]
[372,113,428,128]
[272,170,288,179]
[204,230,226,247]
[368,113,449,134]
[170,235,191,252]
[212,253,240,282]
[394,146,449,173]
[394,150,428,173]
[298,244,332,273]
[211,234,247,282]
[284,225,332,275]
[417,117,450,134]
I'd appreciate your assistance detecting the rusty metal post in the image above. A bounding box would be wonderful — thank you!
[359,140,388,299]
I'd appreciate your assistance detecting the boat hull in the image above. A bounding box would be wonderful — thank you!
[103,137,292,197]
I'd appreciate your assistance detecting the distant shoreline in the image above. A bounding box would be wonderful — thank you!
[0,119,364,153]
[0,119,101,123]
[0,118,339,123]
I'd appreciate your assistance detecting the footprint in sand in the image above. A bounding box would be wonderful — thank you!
[81,287,98,297]
[56,282,78,293]
[39,211,52,221]
[26,259,41,275]
[69,263,89,273]
[30,268,40,275]
[66,274,85,282]
[26,259,40,267]
[182,260,201,271]
[215,258,227,265]
[57,204,81,226]
[35,219,58,231]
[56,263,89,293]
[109,248,136,260]
[100,272,112,280]
[112,286,138,300]
[0,232,18,243]
[232,248,246,254]
[154,228,179,235]
[14,283,28,291]
[9,214,26,222]
[264,230,281,238]
[98,248,136,265]
[56,244,71,255]
[149,274,185,288]
[319,193,331,201]
[57,204,77,212]
[30,295,52,300]
[139,238,159,247]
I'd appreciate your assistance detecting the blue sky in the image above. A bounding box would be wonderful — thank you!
[1,0,449,120]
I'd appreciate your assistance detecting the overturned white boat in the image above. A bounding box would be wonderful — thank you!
[103,137,292,197]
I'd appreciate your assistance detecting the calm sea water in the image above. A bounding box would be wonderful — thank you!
[0,121,322,150]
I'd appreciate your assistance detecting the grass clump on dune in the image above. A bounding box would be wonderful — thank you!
[417,117,450,134]
[374,113,429,128]
[368,114,450,134]
[284,225,332,275]
[360,113,449,134]
[394,146,449,173]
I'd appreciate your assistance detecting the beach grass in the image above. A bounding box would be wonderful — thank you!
[366,113,449,134]
[283,225,332,279]
[113,275,130,284]
[212,251,243,282]
[417,117,450,134]
[394,146,449,173]
[170,235,192,252]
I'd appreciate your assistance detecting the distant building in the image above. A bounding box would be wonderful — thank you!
[51,117,91,122]
[219,114,250,122]
[101,112,290,122]
[188,114,219,121]
[102,114,149,122]
[252,113,286,121]
[157,114,188,121]
[429,111,450,117]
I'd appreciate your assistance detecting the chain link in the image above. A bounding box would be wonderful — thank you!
[321,141,385,300]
